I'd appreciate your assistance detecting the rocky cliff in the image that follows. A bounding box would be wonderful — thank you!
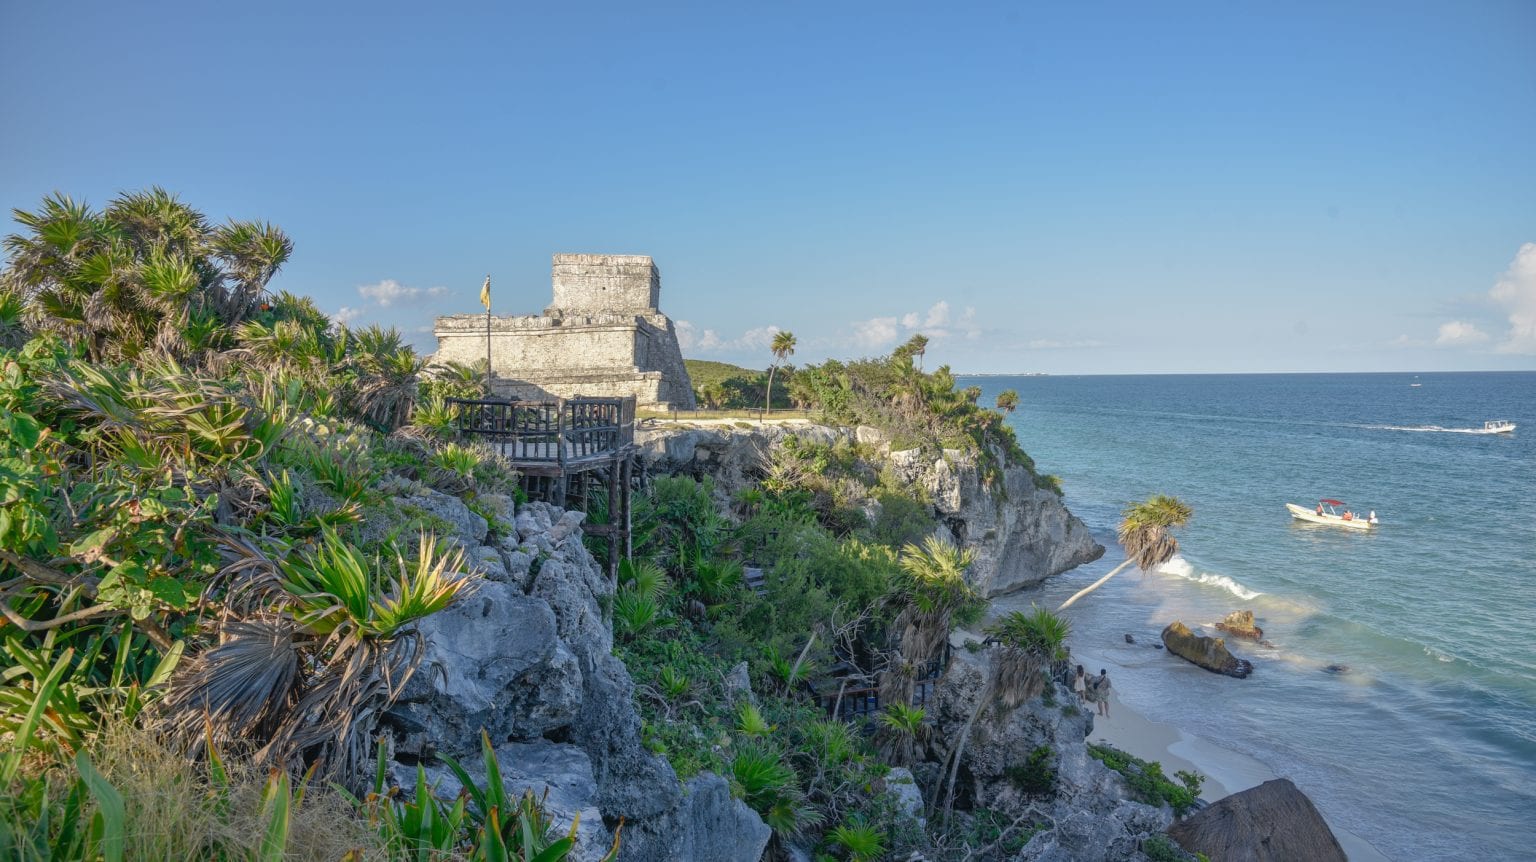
[636,422,1103,597]
[928,649,1174,861]
[379,491,769,861]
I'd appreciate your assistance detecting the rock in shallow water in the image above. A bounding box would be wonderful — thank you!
[1161,620,1254,678]
[1214,609,1264,640]
[1168,778,1347,862]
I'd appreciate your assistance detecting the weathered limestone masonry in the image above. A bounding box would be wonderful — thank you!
[434,254,696,409]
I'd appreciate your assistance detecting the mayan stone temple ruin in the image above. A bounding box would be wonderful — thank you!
[434,254,696,409]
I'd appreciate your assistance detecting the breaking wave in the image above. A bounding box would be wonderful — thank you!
[1154,556,1264,600]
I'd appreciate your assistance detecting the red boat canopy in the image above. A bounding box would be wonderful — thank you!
[1320,499,1345,505]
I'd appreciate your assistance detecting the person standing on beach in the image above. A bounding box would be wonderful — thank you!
[1073,665,1088,702]
[1093,669,1112,717]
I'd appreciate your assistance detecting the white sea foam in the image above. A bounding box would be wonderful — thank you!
[1362,423,1512,435]
[1424,646,1456,663]
[1154,556,1264,600]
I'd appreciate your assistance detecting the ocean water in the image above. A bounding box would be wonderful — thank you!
[967,372,1536,862]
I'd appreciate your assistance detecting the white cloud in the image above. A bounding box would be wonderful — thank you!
[357,279,450,308]
[333,306,364,325]
[1434,321,1489,346]
[1490,242,1536,354]
[846,300,981,351]
[675,320,776,354]
[851,316,902,349]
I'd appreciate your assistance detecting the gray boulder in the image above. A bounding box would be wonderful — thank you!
[395,488,489,546]
[622,773,770,862]
[1162,621,1254,678]
[386,583,582,756]
[1168,778,1347,862]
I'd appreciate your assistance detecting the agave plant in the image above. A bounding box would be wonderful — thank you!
[155,530,473,784]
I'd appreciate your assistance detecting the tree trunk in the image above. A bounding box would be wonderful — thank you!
[763,363,778,421]
[939,675,994,827]
[1056,557,1136,611]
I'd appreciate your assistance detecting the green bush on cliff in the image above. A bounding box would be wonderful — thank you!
[1088,744,1206,816]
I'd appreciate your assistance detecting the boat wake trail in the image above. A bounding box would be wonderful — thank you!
[1362,424,1509,435]
[1155,556,1264,600]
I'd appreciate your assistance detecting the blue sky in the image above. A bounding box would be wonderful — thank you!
[2,1,1533,373]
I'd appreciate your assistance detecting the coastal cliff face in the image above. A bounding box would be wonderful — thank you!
[636,422,1104,597]
[931,649,1174,861]
[380,493,769,861]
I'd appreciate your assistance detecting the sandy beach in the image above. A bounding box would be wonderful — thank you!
[1087,688,1392,862]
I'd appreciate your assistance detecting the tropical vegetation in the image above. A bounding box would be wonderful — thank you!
[1057,495,1194,610]
[0,189,599,860]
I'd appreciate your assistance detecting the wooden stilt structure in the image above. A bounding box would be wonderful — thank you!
[447,395,636,583]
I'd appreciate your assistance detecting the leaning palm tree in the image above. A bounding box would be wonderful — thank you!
[1056,495,1194,610]
[995,389,1019,414]
[763,330,796,417]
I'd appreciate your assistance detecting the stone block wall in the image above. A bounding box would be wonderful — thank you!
[433,253,695,409]
[549,254,660,314]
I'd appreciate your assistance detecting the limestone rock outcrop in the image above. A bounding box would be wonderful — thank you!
[1168,778,1347,862]
[1214,610,1263,640]
[931,649,1173,861]
[636,423,1103,597]
[383,500,769,861]
[1161,621,1254,678]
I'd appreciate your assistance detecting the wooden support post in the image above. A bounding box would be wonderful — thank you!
[606,456,621,583]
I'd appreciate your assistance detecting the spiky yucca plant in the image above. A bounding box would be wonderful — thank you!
[155,530,472,784]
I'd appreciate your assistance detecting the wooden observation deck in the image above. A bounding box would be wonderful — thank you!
[447,396,636,577]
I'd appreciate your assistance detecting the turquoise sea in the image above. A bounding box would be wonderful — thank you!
[966,372,1535,862]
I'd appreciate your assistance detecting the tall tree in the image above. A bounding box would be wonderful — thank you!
[995,389,1019,414]
[763,329,796,417]
[1057,495,1193,610]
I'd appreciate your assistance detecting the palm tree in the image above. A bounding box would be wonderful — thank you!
[2,189,291,364]
[995,389,1019,414]
[901,333,929,370]
[881,537,977,708]
[1057,495,1194,610]
[763,330,796,418]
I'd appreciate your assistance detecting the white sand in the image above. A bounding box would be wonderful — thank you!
[1088,689,1392,861]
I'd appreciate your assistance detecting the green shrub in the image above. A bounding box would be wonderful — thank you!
[1088,744,1205,816]
[827,815,888,861]
[613,588,661,640]
[1004,745,1057,795]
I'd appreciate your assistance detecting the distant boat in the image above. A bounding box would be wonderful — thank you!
[1484,419,1516,434]
[1287,499,1376,530]
[1410,383,1422,388]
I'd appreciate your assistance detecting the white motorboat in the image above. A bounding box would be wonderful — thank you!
[1484,420,1516,434]
[1287,499,1376,530]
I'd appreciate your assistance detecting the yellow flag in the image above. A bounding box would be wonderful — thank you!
[479,275,491,311]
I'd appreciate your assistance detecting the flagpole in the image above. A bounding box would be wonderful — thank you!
[481,275,493,394]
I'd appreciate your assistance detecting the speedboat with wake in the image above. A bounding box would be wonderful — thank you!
[1483,420,1516,434]
[1287,499,1377,530]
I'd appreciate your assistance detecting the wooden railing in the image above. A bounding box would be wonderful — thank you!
[447,396,636,467]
